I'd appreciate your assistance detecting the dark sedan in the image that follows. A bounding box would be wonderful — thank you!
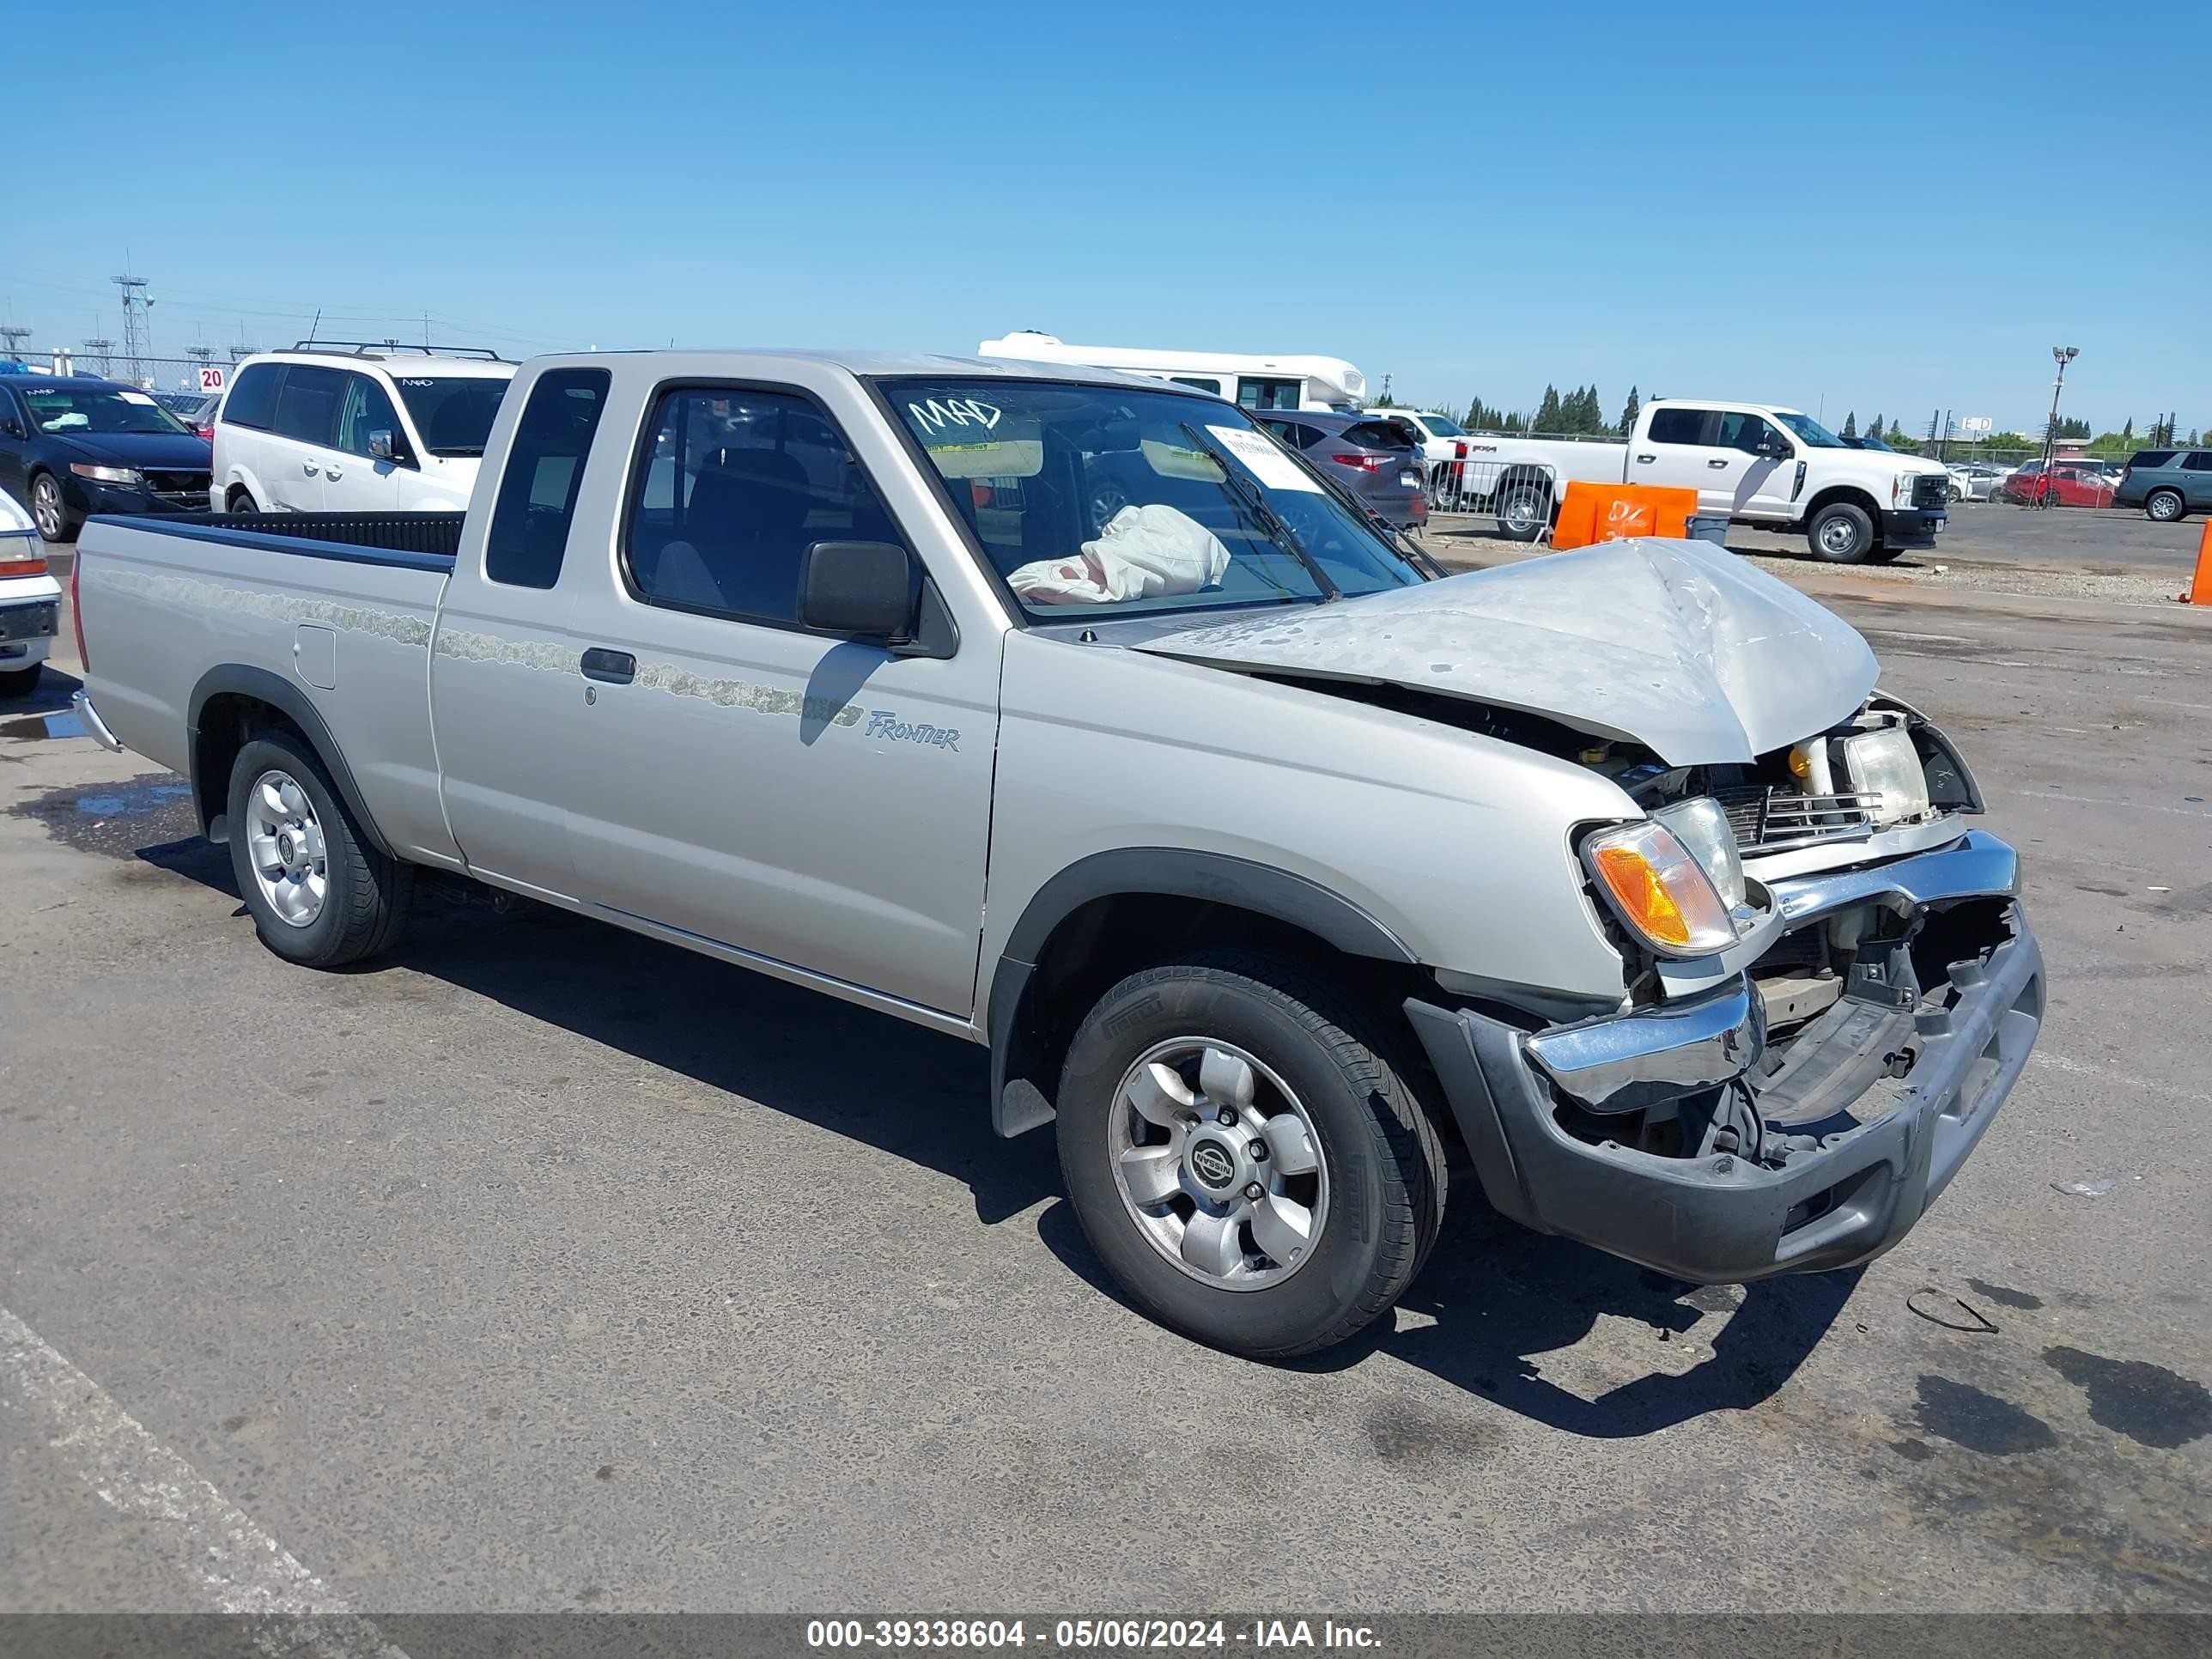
[0,374,215,542]
[1255,410,1429,529]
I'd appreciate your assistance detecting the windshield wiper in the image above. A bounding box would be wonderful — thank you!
[1179,423,1340,602]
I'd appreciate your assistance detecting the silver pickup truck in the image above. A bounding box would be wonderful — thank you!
[72,350,2045,1358]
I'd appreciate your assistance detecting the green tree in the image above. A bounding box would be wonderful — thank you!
[1841,410,1857,438]
[1620,386,1640,434]
[1868,413,1884,443]
[1533,384,1563,433]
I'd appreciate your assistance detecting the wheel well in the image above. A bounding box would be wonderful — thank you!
[993,892,1432,1137]
[1802,484,1881,526]
[191,692,310,841]
[225,483,255,510]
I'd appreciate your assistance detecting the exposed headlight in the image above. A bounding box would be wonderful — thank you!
[69,463,143,486]
[1581,819,1737,958]
[1840,726,1931,826]
[1651,795,1747,909]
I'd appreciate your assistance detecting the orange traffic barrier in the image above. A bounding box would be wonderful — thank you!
[2187,520,2212,605]
[1551,482,1700,550]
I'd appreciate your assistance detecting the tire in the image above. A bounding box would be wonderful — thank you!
[1494,473,1552,543]
[28,471,76,544]
[2145,488,2185,523]
[1808,501,1875,563]
[1948,483,1964,503]
[1055,950,1447,1359]
[226,730,412,968]
[0,663,40,698]
[227,488,259,514]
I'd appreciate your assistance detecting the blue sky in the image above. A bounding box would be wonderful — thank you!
[13,0,2208,435]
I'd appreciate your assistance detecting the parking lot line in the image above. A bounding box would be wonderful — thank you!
[0,1306,407,1656]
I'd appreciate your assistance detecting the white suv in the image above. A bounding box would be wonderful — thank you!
[213,344,517,515]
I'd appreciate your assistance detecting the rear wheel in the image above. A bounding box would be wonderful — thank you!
[0,664,40,698]
[1495,473,1552,542]
[1055,951,1447,1358]
[227,487,259,514]
[1808,501,1875,563]
[2146,488,2185,523]
[227,731,411,967]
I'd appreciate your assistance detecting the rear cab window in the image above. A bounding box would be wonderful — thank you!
[1340,420,1415,451]
[483,368,611,589]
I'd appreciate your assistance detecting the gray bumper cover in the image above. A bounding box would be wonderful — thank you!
[1407,833,2045,1282]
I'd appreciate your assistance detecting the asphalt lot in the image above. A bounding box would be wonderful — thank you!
[3,528,2209,1620]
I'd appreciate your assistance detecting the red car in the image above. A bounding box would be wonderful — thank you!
[1999,458,2117,507]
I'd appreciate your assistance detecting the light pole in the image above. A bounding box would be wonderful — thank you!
[2039,345,2078,508]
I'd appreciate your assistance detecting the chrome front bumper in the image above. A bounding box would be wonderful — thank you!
[1407,832,2044,1282]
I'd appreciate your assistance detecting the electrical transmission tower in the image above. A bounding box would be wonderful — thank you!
[112,271,153,385]
[187,343,216,387]
[82,337,115,377]
[228,343,259,365]
[0,324,30,363]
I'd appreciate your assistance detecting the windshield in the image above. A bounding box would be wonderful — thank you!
[21,385,190,436]
[1414,411,1463,436]
[884,378,1423,620]
[390,374,509,457]
[1772,411,1845,448]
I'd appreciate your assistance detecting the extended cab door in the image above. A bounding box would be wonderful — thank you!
[429,365,616,899]
[1629,404,1721,499]
[556,371,1001,1018]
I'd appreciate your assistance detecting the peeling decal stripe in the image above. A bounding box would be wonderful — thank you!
[105,568,434,648]
[105,565,864,728]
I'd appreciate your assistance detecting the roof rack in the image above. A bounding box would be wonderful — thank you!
[287,339,510,362]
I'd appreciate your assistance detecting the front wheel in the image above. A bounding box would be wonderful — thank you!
[29,472,75,543]
[1808,501,1875,563]
[227,731,412,967]
[1055,951,1447,1358]
[2146,488,2185,523]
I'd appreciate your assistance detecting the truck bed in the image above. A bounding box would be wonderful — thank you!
[74,513,465,870]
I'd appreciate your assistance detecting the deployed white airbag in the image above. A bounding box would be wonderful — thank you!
[1007,504,1231,606]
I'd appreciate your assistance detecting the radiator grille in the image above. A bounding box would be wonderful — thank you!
[1715,786,1881,852]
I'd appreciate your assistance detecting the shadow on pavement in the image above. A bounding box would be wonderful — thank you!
[123,852,1062,1227]
[121,817,1851,1435]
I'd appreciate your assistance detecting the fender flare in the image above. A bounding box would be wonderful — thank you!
[186,663,396,857]
[985,848,1418,1137]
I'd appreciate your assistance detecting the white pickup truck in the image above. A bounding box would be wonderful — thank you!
[1435,399,1953,562]
[67,349,2042,1359]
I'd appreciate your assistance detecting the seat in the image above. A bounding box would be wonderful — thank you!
[666,447,814,619]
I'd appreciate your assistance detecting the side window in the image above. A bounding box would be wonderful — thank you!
[2127,450,2176,470]
[222,362,283,431]
[623,385,895,626]
[335,374,405,459]
[2183,453,2212,472]
[1170,375,1225,395]
[483,368,611,590]
[271,365,343,447]
[1237,377,1304,411]
[1717,412,1775,453]
[1645,407,1711,445]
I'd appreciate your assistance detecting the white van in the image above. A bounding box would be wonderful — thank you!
[213,344,517,514]
[977,331,1365,412]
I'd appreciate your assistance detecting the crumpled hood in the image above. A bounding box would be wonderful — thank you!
[1133,536,1879,765]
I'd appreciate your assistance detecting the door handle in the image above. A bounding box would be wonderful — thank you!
[580,647,636,684]
[1634,453,1656,464]
[1707,458,1730,469]
[324,464,343,480]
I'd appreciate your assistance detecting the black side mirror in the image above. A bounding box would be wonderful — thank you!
[799,540,918,639]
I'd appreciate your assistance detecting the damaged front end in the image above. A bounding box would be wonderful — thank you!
[1405,696,2045,1284]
